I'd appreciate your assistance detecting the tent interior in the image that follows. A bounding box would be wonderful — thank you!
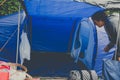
[0,0,116,77]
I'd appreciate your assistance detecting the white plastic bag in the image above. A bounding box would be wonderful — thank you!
[19,31,31,64]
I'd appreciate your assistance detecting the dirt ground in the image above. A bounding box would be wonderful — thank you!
[40,77,67,80]
[33,77,67,80]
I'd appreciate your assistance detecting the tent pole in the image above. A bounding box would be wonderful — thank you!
[16,3,21,64]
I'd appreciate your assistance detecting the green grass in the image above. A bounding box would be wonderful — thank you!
[0,0,23,16]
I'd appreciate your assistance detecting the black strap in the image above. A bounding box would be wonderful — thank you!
[79,70,83,80]
[87,70,93,80]
[79,70,93,80]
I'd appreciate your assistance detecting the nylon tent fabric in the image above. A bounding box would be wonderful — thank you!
[0,11,26,62]
[24,0,103,52]
[24,0,103,18]
[79,18,98,69]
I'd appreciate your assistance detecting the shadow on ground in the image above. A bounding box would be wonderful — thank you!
[24,51,87,77]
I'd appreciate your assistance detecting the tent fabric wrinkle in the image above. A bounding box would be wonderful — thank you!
[79,18,97,69]
[70,20,81,62]
[84,18,96,69]
[0,11,25,26]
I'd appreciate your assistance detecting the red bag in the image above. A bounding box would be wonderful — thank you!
[0,61,9,80]
[0,72,9,80]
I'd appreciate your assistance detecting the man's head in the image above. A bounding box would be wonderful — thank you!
[92,11,107,27]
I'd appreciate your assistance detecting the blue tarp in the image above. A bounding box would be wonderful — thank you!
[103,59,120,80]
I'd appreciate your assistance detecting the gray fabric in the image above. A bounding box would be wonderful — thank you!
[103,59,120,80]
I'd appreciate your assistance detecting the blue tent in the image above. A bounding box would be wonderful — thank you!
[0,0,114,77]
[0,11,26,62]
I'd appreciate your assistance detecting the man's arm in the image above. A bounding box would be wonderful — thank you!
[104,18,117,52]
[104,41,115,52]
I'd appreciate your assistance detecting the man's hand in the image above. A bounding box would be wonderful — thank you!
[118,57,120,61]
[104,46,110,52]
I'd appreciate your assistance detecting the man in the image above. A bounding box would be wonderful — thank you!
[91,11,120,60]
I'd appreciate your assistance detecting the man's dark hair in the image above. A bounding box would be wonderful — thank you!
[92,11,107,22]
